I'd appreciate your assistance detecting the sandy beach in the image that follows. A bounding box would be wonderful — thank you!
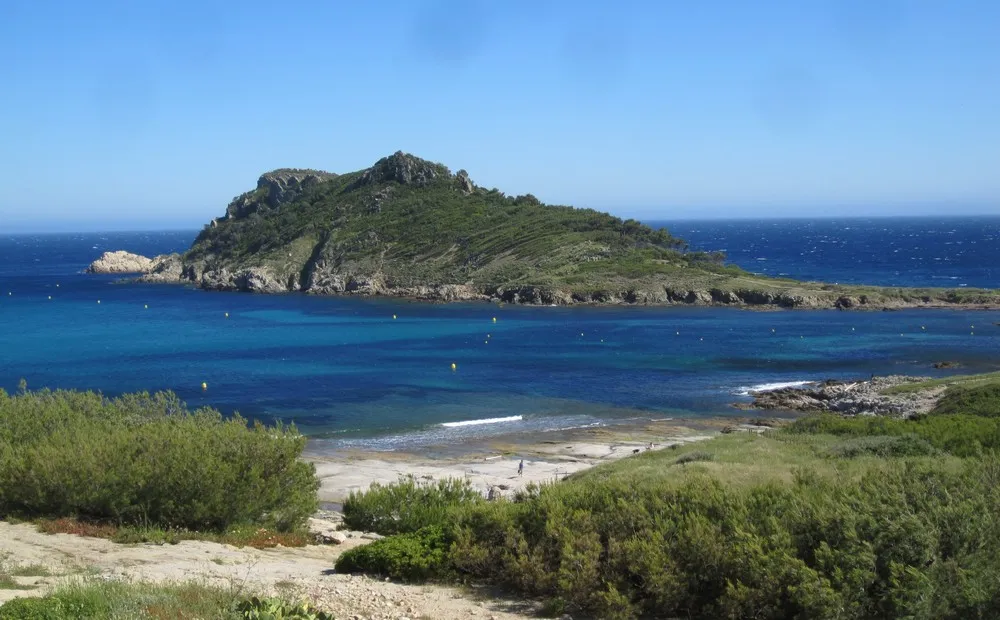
[308,419,725,503]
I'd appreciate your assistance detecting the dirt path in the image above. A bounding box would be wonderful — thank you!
[0,521,534,619]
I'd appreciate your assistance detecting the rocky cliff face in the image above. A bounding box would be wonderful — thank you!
[226,169,338,220]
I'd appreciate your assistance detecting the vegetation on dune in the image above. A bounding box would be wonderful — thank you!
[335,383,1000,619]
[0,386,318,535]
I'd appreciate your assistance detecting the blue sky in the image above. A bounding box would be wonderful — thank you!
[1,0,998,231]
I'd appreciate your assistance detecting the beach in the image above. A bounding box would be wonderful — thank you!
[307,418,732,503]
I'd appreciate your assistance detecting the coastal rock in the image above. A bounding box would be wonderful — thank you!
[86,251,155,274]
[137,253,184,283]
[736,375,941,418]
[199,267,287,293]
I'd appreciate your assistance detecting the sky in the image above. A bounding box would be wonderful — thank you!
[1,0,999,231]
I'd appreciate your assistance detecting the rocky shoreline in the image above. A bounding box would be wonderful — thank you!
[87,251,1000,311]
[733,375,944,418]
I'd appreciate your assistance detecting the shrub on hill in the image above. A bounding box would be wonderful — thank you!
[0,387,317,532]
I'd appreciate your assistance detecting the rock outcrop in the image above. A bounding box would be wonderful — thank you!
[734,375,943,418]
[226,169,338,220]
[86,251,156,274]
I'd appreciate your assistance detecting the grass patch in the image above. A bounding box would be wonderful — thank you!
[674,450,714,465]
[0,579,332,619]
[881,371,1000,394]
[7,565,51,578]
[35,517,310,549]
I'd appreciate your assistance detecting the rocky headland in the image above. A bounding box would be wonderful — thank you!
[734,375,944,418]
[86,152,1000,309]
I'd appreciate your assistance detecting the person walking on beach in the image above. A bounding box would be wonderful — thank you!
[518,459,524,477]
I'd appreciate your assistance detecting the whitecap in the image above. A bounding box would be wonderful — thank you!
[440,415,523,428]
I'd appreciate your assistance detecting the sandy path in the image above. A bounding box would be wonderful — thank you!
[0,521,532,619]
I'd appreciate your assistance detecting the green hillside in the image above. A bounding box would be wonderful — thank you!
[180,152,1000,308]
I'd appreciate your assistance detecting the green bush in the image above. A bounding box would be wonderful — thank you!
[335,525,451,581]
[824,434,939,458]
[0,580,240,619]
[342,475,481,535]
[787,412,1000,457]
[0,388,318,532]
[0,597,84,620]
[675,450,715,465]
[933,383,1000,417]
[235,596,334,619]
[336,455,1000,619]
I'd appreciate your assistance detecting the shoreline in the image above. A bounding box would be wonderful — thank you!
[121,273,1000,312]
[304,417,766,503]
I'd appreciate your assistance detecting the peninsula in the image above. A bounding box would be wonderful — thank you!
[90,152,1000,309]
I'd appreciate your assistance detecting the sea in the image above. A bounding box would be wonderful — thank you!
[1,216,998,452]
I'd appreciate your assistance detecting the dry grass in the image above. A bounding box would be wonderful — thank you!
[34,518,311,549]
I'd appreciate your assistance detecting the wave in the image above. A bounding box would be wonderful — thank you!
[440,415,523,428]
[734,380,814,396]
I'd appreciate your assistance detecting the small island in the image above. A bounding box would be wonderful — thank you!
[90,152,1000,310]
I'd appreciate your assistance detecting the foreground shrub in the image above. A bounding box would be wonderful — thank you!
[675,450,715,464]
[787,412,1000,457]
[0,388,318,531]
[0,580,234,619]
[342,456,1000,618]
[824,434,938,458]
[342,475,481,535]
[235,596,334,619]
[933,383,1000,417]
[335,525,451,581]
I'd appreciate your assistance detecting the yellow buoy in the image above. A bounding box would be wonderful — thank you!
[393,314,397,319]
[225,312,229,318]
[201,382,208,390]
[492,317,497,323]
[451,363,457,371]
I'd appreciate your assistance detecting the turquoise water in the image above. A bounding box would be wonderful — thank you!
[1,228,998,450]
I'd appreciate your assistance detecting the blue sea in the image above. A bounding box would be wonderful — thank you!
[1,217,998,452]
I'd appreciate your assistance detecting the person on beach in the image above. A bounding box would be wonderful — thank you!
[518,459,524,476]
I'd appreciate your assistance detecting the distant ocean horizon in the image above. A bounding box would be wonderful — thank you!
[1,215,998,452]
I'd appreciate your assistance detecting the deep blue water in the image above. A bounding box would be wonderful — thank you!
[1,218,998,451]
[654,216,1000,289]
